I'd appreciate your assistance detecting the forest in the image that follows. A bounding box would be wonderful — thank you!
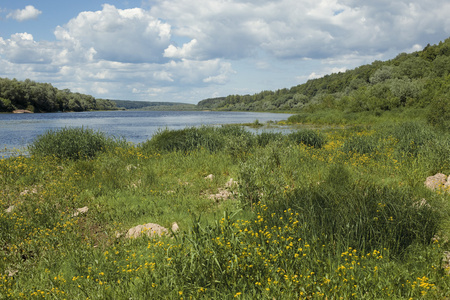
[0,78,117,113]
[197,37,450,125]
[112,100,197,111]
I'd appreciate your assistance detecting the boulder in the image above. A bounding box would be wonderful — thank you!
[4,205,15,213]
[71,206,89,217]
[225,178,238,188]
[445,177,450,192]
[204,174,214,181]
[126,223,169,239]
[424,173,448,190]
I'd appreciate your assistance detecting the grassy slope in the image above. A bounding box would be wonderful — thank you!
[1,123,450,299]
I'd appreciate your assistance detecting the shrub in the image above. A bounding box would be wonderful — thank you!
[141,125,255,155]
[255,132,284,147]
[28,127,125,160]
[141,128,196,153]
[385,121,436,157]
[427,98,450,131]
[342,134,379,154]
[279,181,438,257]
[288,129,326,148]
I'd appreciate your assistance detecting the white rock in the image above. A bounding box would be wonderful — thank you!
[4,205,15,213]
[204,174,214,181]
[71,206,89,217]
[125,223,169,239]
[424,173,447,190]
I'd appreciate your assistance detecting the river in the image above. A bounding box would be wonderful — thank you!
[0,110,292,157]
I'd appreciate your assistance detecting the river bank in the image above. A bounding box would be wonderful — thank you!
[1,122,450,298]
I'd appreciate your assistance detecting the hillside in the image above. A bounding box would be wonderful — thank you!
[197,37,450,127]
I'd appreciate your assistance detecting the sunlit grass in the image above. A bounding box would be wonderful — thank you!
[1,122,450,299]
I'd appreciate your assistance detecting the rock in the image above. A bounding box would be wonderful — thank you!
[204,174,214,181]
[443,251,450,272]
[5,205,15,213]
[206,178,238,201]
[413,198,431,208]
[424,173,448,190]
[125,223,169,239]
[20,187,38,196]
[444,177,450,192]
[171,222,179,232]
[225,178,238,188]
[71,206,89,217]
[209,188,234,201]
[126,164,137,171]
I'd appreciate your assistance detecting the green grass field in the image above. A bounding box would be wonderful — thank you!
[1,123,450,299]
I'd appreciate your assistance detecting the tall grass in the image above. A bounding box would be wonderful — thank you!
[1,124,450,299]
[28,127,126,160]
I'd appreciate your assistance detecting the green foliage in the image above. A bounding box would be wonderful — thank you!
[28,127,126,160]
[3,124,450,299]
[284,183,438,257]
[427,97,450,131]
[0,77,117,113]
[196,37,450,127]
[384,121,436,158]
[287,129,326,148]
[0,97,15,112]
[255,132,284,147]
[141,125,255,155]
[342,134,380,155]
[111,99,196,110]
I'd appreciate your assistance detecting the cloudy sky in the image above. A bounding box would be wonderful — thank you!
[1,0,449,103]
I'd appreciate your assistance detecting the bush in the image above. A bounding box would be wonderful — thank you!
[28,127,125,160]
[384,121,436,157]
[288,129,326,148]
[141,125,255,155]
[342,134,380,154]
[255,132,284,147]
[278,181,438,257]
[427,98,450,131]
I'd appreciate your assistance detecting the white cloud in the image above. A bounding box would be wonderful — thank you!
[0,33,56,64]
[1,0,450,103]
[7,5,42,22]
[54,4,171,63]
[149,0,450,60]
[164,39,199,59]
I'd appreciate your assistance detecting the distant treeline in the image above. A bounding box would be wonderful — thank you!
[3,36,450,117]
[0,78,117,113]
[197,37,450,117]
[112,100,197,111]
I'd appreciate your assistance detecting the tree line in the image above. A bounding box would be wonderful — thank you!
[197,37,450,116]
[0,78,117,113]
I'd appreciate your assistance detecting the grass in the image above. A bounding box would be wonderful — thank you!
[28,127,126,160]
[1,122,450,299]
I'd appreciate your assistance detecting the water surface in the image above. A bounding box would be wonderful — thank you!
[0,110,292,156]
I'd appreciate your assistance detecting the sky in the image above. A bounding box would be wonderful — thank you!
[1,1,450,104]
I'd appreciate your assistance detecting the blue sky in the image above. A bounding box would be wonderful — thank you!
[1,0,450,104]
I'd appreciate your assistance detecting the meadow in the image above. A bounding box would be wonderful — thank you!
[1,123,450,299]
